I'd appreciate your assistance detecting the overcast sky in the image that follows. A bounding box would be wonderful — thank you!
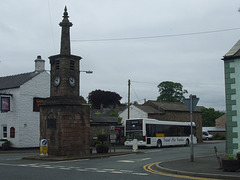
[1,0,240,111]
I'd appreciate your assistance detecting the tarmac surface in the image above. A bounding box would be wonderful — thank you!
[157,154,240,180]
[1,145,240,179]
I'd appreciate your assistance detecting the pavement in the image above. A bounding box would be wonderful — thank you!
[156,154,240,180]
[1,145,240,179]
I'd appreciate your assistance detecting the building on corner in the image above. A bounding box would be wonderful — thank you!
[0,56,50,148]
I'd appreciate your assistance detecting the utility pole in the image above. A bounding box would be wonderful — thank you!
[127,79,130,119]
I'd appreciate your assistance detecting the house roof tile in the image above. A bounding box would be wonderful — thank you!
[0,71,39,90]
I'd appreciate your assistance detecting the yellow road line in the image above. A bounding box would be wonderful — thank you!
[143,162,219,180]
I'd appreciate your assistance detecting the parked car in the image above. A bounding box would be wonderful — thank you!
[202,130,214,140]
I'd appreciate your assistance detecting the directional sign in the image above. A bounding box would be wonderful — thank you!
[183,97,199,111]
[41,139,48,146]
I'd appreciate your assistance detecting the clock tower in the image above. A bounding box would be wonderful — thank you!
[40,7,90,157]
[49,6,81,97]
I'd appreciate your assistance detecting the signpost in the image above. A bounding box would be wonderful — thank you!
[109,126,117,152]
[183,94,199,162]
[40,139,48,157]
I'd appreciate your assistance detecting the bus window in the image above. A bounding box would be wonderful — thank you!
[126,119,143,130]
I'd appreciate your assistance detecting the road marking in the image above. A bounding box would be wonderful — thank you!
[117,160,135,163]
[0,162,148,176]
[117,157,151,163]
[76,169,88,172]
[132,172,148,176]
[143,162,218,180]
[145,150,162,153]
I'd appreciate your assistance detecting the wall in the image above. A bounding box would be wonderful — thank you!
[225,59,240,154]
[119,105,148,124]
[0,71,50,148]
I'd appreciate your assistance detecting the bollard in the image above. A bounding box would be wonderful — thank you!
[132,139,138,152]
[40,139,48,157]
[214,146,222,169]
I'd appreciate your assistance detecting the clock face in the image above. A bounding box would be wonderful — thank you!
[53,75,61,87]
[68,76,76,87]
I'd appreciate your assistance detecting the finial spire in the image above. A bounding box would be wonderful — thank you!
[59,6,72,55]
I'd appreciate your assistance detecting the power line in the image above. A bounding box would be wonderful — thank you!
[72,27,240,42]
[47,0,56,53]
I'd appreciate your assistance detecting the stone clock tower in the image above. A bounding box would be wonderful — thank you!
[40,7,90,156]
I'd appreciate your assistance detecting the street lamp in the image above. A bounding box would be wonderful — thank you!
[80,70,93,74]
[80,70,93,96]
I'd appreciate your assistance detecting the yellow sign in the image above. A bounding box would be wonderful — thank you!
[156,133,164,137]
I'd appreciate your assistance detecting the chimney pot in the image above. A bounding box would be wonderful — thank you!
[35,55,45,72]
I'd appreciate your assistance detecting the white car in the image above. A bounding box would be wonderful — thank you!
[202,130,214,140]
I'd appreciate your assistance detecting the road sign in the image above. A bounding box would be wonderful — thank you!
[183,97,199,111]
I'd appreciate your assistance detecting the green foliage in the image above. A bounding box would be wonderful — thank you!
[96,133,109,153]
[88,89,122,109]
[97,133,108,144]
[223,154,236,160]
[118,117,123,124]
[201,107,224,127]
[96,144,109,153]
[2,140,12,150]
[109,112,118,117]
[214,133,226,140]
[157,81,188,102]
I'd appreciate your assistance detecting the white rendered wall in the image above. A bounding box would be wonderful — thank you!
[0,71,50,148]
[119,105,148,125]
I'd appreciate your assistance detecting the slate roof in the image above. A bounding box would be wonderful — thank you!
[0,71,40,90]
[144,100,202,112]
[222,39,240,60]
[135,104,160,114]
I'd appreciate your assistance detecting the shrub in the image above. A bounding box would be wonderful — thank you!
[223,154,236,160]
[2,140,12,150]
[97,133,108,143]
[96,144,109,153]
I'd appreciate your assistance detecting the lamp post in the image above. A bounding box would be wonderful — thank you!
[80,70,93,95]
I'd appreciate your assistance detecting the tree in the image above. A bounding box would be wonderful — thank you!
[157,81,188,102]
[201,107,225,127]
[88,89,122,109]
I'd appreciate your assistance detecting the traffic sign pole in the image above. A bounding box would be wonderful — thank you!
[183,94,199,162]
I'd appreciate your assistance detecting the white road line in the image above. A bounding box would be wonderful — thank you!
[145,150,162,153]
[120,170,133,173]
[117,160,135,163]
[111,171,123,174]
[132,172,148,176]
[102,168,115,171]
[76,169,88,172]
[139,158,151,161]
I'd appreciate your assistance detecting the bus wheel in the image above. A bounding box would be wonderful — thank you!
[157,140,162,148]
[185,139,189,146]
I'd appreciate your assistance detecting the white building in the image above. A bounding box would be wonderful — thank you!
[119,104,158,124]
[0,56,50,148]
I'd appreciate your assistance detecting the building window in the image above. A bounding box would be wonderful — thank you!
[1,97,10,112]
[2,126,7,139]
[10,127,15,138]
[33,97,45,112]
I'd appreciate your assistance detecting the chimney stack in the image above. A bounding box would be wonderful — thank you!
[35,55,45,72]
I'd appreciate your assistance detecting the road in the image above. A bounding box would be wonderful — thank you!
[0,141,225,180]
